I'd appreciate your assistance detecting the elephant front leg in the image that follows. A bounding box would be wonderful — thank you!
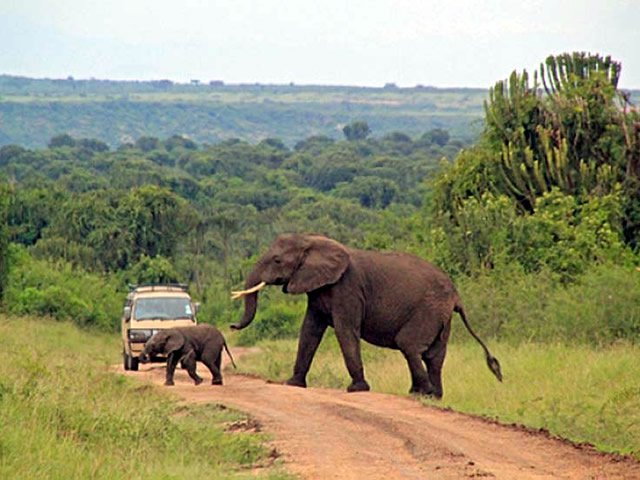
[334,321,370,393]
[286,310,327,388]
[164,352,180,386]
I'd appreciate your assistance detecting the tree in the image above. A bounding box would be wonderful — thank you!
[259,137,288,151]
[343,121,371,141]
[334,176,399,209]
[0,145,27,166]
[419,128,450,147]
[122,185,197,262]
[135,136,161,153]
[294,135,335,153]
[48,133,76,148]
[126,255,180,284]
[8,186,66,245]
[483,52,629,211]
[77,138,109,153]
[164,134,197,151]
[428,52,639,275]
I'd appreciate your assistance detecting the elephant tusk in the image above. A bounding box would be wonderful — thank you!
[231,281,267,300]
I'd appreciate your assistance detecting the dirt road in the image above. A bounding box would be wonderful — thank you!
[118,349,640,479]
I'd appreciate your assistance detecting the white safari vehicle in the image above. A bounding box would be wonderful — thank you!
[121,284,198,371]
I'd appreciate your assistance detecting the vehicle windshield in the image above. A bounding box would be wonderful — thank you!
[133,297,194,321]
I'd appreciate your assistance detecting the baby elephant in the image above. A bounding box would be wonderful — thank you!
[140,324,236,386]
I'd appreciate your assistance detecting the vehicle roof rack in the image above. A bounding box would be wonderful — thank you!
[128,283,189,292]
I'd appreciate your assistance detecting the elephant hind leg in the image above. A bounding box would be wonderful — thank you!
[401,349,435,396]
[395,319,441,396]
[202,349,223,385]
[422,321,451,399]
[181,351,203,385]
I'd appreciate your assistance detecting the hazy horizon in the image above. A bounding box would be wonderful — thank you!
[2,1,639,90]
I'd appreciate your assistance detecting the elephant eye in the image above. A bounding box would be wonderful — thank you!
[273,256,282,264]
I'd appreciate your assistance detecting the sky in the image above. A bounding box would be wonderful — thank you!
[2,0,639,89]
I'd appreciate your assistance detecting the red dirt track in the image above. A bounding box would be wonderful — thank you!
[117,349,640,479]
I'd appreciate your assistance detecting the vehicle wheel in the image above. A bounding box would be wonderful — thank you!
[124,353,139,371]
[130,356,139,371]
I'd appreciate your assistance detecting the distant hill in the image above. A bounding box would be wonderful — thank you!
[0,75,487,148]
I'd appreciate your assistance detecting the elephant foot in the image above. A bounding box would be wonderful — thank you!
[409,384,441,399]
[212,379,223,386]
[285,377,307,388]
[194,377,203,386]
[347,380,370,393]
[164,380,175,386]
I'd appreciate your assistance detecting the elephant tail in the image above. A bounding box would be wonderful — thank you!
[223,341,237,369]
[454,302,503,382]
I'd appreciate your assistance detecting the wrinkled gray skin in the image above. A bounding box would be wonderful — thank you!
[232,234,502,398]
[140,324,236,386]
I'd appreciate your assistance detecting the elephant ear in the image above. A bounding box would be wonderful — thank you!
[164,331,185,354]
[287,236,350,294]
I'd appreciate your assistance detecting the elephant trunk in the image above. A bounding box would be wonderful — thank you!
[230,268,263,330]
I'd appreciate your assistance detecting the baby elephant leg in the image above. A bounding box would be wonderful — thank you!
[202,349,223,385]
[180,350,203,385]
[164,352,180,386]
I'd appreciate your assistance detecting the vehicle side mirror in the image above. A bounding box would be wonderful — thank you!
[123,306,132,322]
[194,302,201,314]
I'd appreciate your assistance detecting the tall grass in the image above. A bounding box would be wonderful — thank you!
[0,315,290,479]
[237,333,640,459]
[455,263,640,344]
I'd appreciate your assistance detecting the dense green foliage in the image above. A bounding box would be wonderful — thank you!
[0,122,464,330]
[428,53,640,278]
[0,52,639,349]
[4,245,121,330]
[0,75,485,148]
[0,316,290,479]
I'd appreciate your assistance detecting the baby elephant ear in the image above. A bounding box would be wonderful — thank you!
[287,236,350,294]
[164,331,185,353]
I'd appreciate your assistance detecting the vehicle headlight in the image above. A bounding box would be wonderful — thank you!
[128,329,154,343]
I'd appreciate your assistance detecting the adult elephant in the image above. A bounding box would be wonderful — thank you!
[231,234,502,398]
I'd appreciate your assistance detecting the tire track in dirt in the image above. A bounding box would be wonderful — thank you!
[117,348,640,479]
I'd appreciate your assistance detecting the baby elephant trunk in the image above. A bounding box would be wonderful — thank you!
[139,350,151,364]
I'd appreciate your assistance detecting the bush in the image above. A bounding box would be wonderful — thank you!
[424,186,634,281]
[510,189,630,281]
[4,245,122,330]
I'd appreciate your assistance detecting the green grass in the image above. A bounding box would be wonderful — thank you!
[0,315,292,480]
[237,332,640,459]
